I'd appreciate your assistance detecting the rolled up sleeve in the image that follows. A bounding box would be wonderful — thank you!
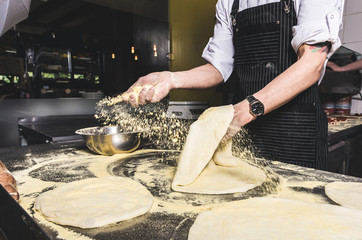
[202,0,235,82]
[292,0,344,58]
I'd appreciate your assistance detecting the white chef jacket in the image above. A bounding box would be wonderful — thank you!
[202,0,345,83]
[0,0,32,36]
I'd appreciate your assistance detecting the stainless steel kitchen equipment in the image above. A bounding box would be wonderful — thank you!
[18,115,101,146]
[166,101,208,119]
[76,126,141,155]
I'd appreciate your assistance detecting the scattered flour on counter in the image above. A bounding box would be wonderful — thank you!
[269,178,328,204]
[12,148,344,240]
[13,157,96,240]
[95,97,281,196]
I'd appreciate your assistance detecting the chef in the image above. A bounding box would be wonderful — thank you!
[0,0,32,199]
[122,0,344,169]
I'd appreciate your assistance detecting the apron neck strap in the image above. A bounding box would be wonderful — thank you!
[231,0,239,19]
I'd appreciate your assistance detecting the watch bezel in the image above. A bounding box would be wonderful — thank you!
[250,101,264,117]
[246,95,264,117]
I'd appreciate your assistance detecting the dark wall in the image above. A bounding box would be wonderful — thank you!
[0,0,170,98]
[102,14,169,96]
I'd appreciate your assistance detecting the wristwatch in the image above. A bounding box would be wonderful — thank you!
[246,95,264,118]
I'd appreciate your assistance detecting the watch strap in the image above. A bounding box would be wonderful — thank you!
[246,95,258,104]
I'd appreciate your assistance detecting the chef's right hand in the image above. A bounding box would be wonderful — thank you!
[0,161,19,201]
[122,71,176,107]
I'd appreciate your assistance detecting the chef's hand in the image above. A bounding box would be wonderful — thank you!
[327,61,343,72]
[223,100,255,141]
[122,71,177,107]
[0,161,19,201]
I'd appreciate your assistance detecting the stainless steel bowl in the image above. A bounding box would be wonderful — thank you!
[75,126,141,156]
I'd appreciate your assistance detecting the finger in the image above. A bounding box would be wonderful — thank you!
[152,86,169,102]
[0,161,7,171]
[146,87,156,102]
[138,87,149,105]
[222,125,240,142]
[0,172,17,187]
[129,93,139,108]
[3,184,19,201]
[121,93,129,102]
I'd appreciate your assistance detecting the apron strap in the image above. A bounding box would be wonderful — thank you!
[231,0,239,21]
[282,0,291,14]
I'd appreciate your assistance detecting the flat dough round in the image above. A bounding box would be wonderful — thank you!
[189,198,362,240]
[35,176,153,228]
[325,181,362,210]
[172,105,266,194]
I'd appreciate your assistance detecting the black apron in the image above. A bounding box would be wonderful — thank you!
[231,0,328,169]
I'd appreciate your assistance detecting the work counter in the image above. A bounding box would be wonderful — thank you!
[0,142,362,240]
[16,114,362,178]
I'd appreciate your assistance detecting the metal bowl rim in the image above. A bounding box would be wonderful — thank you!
[75,126,141,136]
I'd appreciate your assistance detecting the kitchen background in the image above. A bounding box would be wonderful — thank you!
[0,0,361,154]
[341,0,362,113]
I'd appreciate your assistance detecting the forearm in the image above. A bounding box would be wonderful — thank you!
[339,59,362,72]
[121,63,224,107]
[171,63,224,90]
[233,44,328,127]
[255,53,325,113]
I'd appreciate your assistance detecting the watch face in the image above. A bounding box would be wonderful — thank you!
[251,102,264,116]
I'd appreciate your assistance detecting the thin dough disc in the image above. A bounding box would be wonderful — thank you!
[35,176,153,228]
[172,105,266,194]
[188,198,362,240]
[325,181,362,210]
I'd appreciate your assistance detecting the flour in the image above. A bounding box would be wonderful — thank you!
[12,147,352,240]
[95,99,193,151]
[13,158,95,240]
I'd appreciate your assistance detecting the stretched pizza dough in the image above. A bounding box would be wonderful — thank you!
[172,105,266,194]
[35,176,153,228]
[325,181,362,210]
[189,198,362,240]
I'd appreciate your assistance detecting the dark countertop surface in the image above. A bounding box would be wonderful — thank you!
[1,142,362,240]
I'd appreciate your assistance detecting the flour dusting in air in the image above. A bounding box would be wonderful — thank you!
[95,97,193,150]
[95,96,281,195]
